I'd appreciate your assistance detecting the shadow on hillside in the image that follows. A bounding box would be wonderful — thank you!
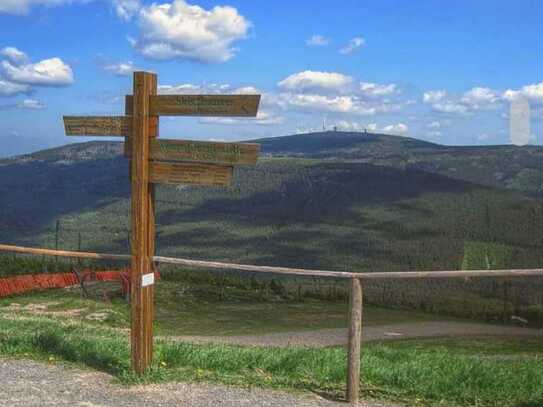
[151,163,484,270]
[0,158,129,243]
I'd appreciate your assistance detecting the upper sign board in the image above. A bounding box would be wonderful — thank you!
[125,95,260,117]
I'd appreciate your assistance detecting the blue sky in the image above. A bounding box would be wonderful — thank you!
[0,0,542,157]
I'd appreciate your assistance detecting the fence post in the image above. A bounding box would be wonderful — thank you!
[347,277,363,404]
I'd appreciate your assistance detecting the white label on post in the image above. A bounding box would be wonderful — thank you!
[142,273,155,287]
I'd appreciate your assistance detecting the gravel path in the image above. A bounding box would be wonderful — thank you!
[0,359,394,407]
[165,321,543,348]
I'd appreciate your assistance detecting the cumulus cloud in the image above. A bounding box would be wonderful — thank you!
[0,79,30,96]
[1,57,73,86]
[276,93,403,116]
[423,90,447,104]
[423,89,468,114]
[503,82,543,104]
[278,71,353,93]
[102,61,140,76]
[334,121,408,135]
[200,110,283,126]
[427,121,441,130]
[339,37,365,55]
[17,98,45,109]
[306,35,330,46]
[133,0,251,63]
[382,123,408,135]
[431,101,468,114]
[359,82,397,97]
[423,86,502,115]
[112,0,140,21]
[460,87,499,109]
[273,71,405,116]
[158,82,233,95]
[0,47,28,64]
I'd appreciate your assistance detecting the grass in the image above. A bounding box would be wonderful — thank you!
[0,314,541,407]
[0,281,444,336]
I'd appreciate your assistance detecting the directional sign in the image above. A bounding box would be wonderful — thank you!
[62,71,261,375]
[149,162,233,187]
[124,95,260,117]
[126,139,260,165]
[64,116,131,137]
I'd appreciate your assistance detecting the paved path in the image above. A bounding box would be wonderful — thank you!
[0,359,394,407]
[164,321,543,348]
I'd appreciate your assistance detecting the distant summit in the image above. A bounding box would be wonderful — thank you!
[251,131,444,159]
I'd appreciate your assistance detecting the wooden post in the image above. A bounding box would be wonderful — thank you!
[347,277,363,404]
[130,71,157,374]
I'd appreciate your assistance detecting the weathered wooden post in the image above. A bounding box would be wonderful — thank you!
[130,71,157,373]
[347,277,363,404]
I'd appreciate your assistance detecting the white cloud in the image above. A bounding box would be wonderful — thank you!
[334,121,408,135]
[282,94,369,115]
[232,86,260,95]
[427,121,441,130]
[423,89,468,114]
[133,0,251,63]
[431,101,468,114]
[477,133,490,141]
[0,79,30,96]
[306,35,330,46]
[382,123,408,135]
[460,86,499,109]
[277,93,402,116]
[278,71,353,92]
[200,110,283,126]
[0,0,89,15]
[0,47,28,64]
[112,0,140,21]
[158,82,234,95]
[504,82,543,104]
[339,37,365,55]
[17,98,45,109]
[423,90,447,104]
[359,82,397,97]
[102,61,140,76]
[1,57,73,86]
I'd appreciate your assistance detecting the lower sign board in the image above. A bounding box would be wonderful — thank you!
[149,161,233,187]
[63,116,130,137]
[125,138,260,165]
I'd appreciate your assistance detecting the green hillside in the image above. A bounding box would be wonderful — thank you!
[1,136,543,272]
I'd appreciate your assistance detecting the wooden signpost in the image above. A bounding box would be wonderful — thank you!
[63,71,261,373]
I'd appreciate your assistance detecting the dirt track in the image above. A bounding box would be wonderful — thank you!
[0,359,394,407]
[164,321,543,347]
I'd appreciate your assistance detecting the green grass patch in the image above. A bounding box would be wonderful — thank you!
[0,281,443,336]
[0,314,541,407]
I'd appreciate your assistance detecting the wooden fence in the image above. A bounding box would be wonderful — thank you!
[1,243,543,404]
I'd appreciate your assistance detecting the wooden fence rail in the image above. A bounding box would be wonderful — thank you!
[1,243,543,405]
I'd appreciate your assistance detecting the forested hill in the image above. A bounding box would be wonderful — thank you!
[4,131,543,196]
[0,131,543,274]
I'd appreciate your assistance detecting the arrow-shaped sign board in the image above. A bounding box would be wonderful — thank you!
[125,95,260,117]
[64,116,131,137]
[126,139,260,166]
